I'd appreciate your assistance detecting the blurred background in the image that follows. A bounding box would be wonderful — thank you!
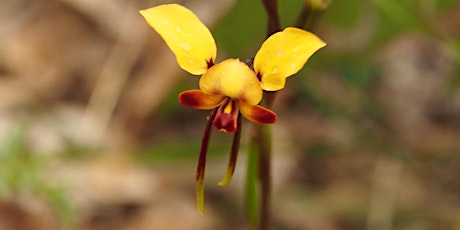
[1,0,460,229]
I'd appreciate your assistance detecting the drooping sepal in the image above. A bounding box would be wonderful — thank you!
[196,108,218,215]
[218,114,242,186]
[196,169,205,215]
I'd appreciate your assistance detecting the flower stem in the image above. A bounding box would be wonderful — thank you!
[256,0,280,228]
[246,92,276,230]
[256,123,272,230]
[246,136,259,230]
[251,1,329,228]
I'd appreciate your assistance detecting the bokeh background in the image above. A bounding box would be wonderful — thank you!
[1,0,460,229]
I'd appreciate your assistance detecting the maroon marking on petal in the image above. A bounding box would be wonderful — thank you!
[179,90,223,110]
[214,112,237,132]
[207,59,214,69]
[254,109,277,124]
[240,104,277,124]
[179,91,204,108]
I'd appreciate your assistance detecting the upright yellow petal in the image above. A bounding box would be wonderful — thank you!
[140,4,217,75]
[254,27,326,91]
[200,59,262,105]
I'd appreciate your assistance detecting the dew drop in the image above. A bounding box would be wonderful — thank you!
[186,32,192,37]
[162,20,169,26]
[291,63,297,70]
[277,50,283,57]
[176,26,182,32]
[293,45,300,52]
[271,66,278,74]
[180,42,192,51]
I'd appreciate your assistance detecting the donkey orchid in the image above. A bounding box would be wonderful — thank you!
[140,4,325,214]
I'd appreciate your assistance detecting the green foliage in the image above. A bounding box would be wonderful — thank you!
[324,0,363,28]
[212,0,267,58]
[0,124,74,228]
[212,0,307,58]
[137,137,232,164]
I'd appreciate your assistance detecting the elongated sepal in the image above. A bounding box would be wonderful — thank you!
[196,170,205,215]
[217,168,233,187]
[218,114,242,186]
[195,108,218,215]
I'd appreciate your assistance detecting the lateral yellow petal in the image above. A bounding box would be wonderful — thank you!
[254,27,326,91]
[200,59,262,105]
[140,4,217,75]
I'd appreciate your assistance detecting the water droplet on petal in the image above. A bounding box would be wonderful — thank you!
[162,20,169,26]
[271,66,278,74]
[186,32,192,37]
[176,26,182,32]
[180,42,191,51]
[293,46,300,52]
[291,63,297,70]
[277,50,283,57]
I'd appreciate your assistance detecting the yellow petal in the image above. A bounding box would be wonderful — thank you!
[200,59,262,105]
[179,90,224,109]
[254,27,326,91]
[140,4,217,75]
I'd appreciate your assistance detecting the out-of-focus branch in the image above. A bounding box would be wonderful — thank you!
[60,0,149,147]
[261,0,280,36]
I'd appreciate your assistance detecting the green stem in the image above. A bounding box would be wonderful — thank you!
[251,1,330,229]
[256,123,272,230]
[246,136,260,230]
[246,122,272,230]
[257,0,280,227]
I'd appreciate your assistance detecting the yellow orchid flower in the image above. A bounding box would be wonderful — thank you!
[140,4,326,214]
